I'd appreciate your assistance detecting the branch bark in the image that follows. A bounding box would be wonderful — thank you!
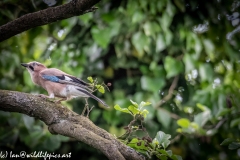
[0,90,145,160]
[0,0,99,42]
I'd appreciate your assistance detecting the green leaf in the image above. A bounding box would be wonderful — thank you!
[128,138,148,151]
[132,11,144,23]
[128,105,139,116]
[196,103,210,111]
[114,105,131,114]
[96,85,105,94]
[141,109,149,118]
[87,76,93,83]
[199,63,214,82]
[164,56,183,78]
[159,149,173,157]
[216,108,231,117]
[155,131,171,149]
[156,34,166,52]
[171,155,183,160]
[22,115,34,131]
[141,76,166,92]
[183,53,196,73]
[128,138,138,147]
[79,12,93,24]
[229,142,240,150]
[157,109,171,128]
[139,101,151,109]
[156,154,168,160]
[91,26,111,48]
[220,138,235,146]
[230,118,240,128]
[24,131,43,148]
[143,21,161,36]
[194,111,211,127]
[130,99,139,108]
[131,31,150,57]
[177,118,190,128]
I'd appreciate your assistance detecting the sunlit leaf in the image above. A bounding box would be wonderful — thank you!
[87,77,94,83]
[190,122,199,129]
[177,118,190,128]
[130,99,139,108]
[128,105,139,116]
[139,101,151,109]
[114,105,131,114]
[128,138,148,151]
[176,128,182,133]
[141,109,149,118]
[96,85,105,93]
[196,103,210,111]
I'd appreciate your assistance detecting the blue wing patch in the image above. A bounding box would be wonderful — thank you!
[42,75,59,82]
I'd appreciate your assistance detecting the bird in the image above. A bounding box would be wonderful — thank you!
[21,61,109,108]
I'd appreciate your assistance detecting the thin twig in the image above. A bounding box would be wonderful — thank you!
[155,76,179,108]
[154,76,181,120]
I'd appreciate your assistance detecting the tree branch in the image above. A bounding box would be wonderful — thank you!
[0,0,99,42]
[0,90,145,160]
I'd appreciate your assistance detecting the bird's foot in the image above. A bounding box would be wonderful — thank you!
[54,100,62,104]
[38,94,49,99]
[54,98,67,104]
[38,94,55,102]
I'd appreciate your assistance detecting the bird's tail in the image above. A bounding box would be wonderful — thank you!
[76,88,109,108]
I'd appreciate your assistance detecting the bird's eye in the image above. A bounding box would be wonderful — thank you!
[29,66,34,71]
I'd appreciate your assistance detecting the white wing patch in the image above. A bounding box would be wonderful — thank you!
[64,75,73,81]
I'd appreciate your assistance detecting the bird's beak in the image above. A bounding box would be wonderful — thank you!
[21,63,28,67]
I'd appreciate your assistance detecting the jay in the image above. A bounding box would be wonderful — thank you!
[21,61,109,108]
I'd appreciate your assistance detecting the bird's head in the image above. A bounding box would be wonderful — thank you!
[21,61,47,74]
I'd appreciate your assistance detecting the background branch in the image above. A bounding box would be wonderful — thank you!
[0,0,99,42]
[0,90,145,160]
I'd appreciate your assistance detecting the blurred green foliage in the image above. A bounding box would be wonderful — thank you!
[1,0,240,159]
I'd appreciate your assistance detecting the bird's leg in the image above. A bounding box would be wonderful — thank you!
[54,97,68,104]
[38,94,49,99]
[38,93,55,102]
[81,98,90,117]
